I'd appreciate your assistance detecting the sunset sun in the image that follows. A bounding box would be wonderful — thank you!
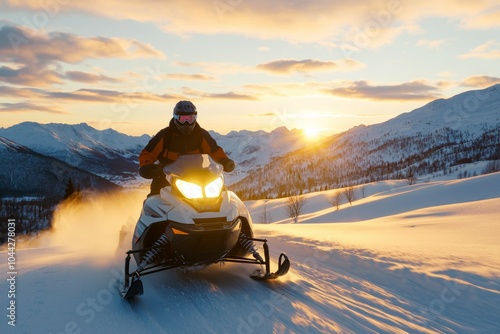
[303,126,321,140]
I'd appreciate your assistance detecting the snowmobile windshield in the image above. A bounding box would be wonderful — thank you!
[163,154,223,185]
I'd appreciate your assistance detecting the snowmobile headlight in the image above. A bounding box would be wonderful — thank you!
[175,179,203,199]
[205,177,223,198]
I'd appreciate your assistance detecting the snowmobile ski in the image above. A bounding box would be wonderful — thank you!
[121,274,143,299]
[250,253,290,280]
[120,251,144,299]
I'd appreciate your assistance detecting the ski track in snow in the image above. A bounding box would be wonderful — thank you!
[1,172,500,333]
[2,233,499,334]
[263,233,500,333]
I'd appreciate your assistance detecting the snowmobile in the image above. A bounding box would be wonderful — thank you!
[120,154,290,299]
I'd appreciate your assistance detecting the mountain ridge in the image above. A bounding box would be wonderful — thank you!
[230,84,500,199]
[0,123,309,196]
[0,135,120,198]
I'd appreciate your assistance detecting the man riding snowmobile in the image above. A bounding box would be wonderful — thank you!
[120,101,289,299]
[139,100,235,196]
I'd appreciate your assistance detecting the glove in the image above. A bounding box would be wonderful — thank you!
[220,158,236,172]
[139,164,164,179]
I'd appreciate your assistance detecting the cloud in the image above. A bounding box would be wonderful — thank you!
[325,81,441,101]
[0,102,68,114]
[182,87,258,100]
[0,24,165,66]
[45,88,170,103]
[161,73,216,81]
[0,86,176,107]
[340,22,421,54]
[460,76,500,88]
[64,71,123,84]
[0,65,63,86]
[459,40,500,59]
[256,58,362,75]
[6,0,498,46]
[0,85,43,98]
[0,23,165,88]
[243,82,317,97]
[461,9,500,29]
[207,92,258,100]
[174,61,253,76]
[235,79,444,101]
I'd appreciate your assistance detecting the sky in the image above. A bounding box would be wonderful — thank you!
[0,0,499,137]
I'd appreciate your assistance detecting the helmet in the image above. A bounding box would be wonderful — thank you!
[173,101,197,135]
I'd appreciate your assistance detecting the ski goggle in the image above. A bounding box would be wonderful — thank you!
[174,113,197,124]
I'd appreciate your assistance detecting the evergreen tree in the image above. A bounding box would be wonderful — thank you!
[64,177,76,199]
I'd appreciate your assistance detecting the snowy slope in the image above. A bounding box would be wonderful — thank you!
[1,172,500,333]
[347,83,500,143]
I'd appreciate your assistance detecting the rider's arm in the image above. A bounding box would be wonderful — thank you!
[139,129,166,167]
[199,129,228,161]
[139,129,170,178]
[199,129,235,172]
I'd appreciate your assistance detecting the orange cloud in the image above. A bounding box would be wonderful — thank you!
[461,76,500,88]
[4,0,497,44]
[65,71,123,84]
[0,23,166,89]
[256,58,362,75]
[0,24,165,66]
[0,85,43,98]
[0,67,123,86]
[0,65,62,86]
[174,61,253,76]
[0,102,69,114]
[161,73,216,81]
[324,80,442,101]
[461,9,500,29]
[182,87,258,100]
[46,89,170,103]
[459,40,500,59]
[0,86,178,107]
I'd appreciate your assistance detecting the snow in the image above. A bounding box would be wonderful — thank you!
[1,172,500,333]
[350,84,500,142]
[0,122,148,154]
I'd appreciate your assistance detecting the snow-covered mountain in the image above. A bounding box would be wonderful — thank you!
[0,122,149,181]
[0,136,120,197]
[0,122,307,194]
[209,126,306,184]
[232,84,500,199]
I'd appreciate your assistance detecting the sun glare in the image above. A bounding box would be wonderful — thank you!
[303,126,321,140]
